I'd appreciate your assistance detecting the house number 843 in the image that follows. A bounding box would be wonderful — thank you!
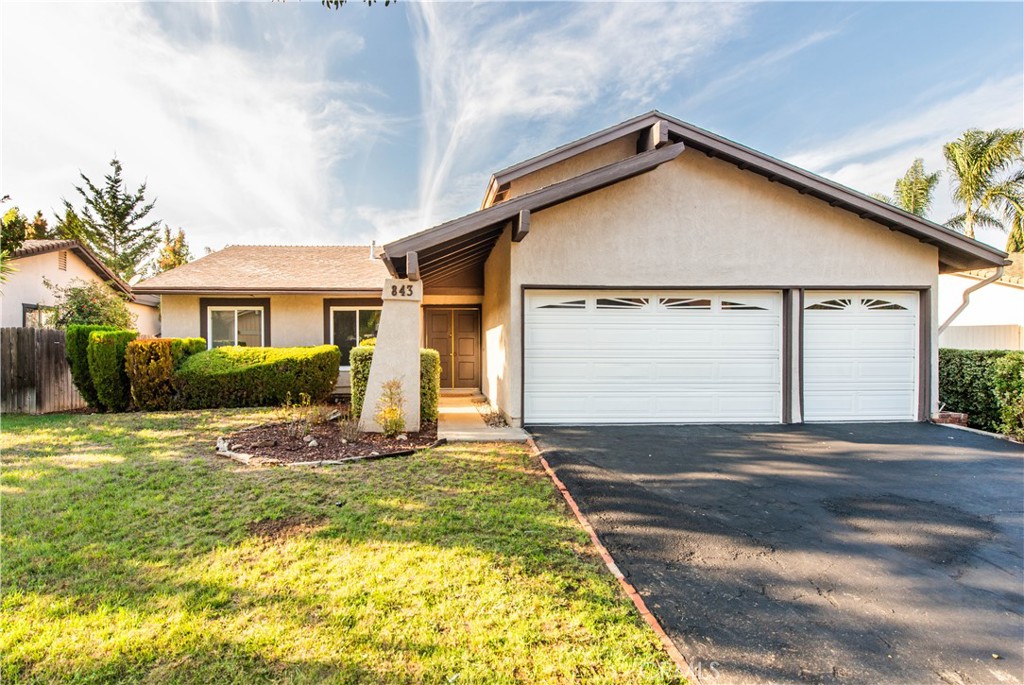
[391,284,415,297]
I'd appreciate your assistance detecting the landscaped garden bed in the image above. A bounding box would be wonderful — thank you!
[219,416,440,465]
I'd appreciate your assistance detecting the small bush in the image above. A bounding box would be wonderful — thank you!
[175,345,341,409]
[66,324,119,409]
[992,353,1024,440]
[939,348,1021,433]
[46,277,136,330]
[359,337,377,347]
[125,337,206,410]
[375,379,406,437]
[87,330,138,412]
[350,347,440,423]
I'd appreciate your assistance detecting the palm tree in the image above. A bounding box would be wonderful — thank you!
[943,128,1024,246]
[872,158,941,217]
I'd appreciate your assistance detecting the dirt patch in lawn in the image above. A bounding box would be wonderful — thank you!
[248,515,328,540]
[224,420,439,464]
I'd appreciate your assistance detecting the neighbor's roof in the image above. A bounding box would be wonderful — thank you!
[10,239,156,306]
[955,252,1024,288]
[384,111,1008,281]
[133,245,390,294]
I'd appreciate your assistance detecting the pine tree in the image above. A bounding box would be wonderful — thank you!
[154,225,192,273]
[61,157,161,281]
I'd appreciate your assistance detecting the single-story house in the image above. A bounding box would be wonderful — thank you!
[2,239,160,336]
[137,111,1009,426]
[938,253,1023,350]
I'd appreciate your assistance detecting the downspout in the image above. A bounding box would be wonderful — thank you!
[938,266,1006,334]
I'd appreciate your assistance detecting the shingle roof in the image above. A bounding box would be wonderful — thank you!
[958,252,1024,288]
[134,245,389,294]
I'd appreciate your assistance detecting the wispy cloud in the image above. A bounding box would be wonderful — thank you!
[1,3,386,251]
[408,2,748,230]
[786,75,1023,246]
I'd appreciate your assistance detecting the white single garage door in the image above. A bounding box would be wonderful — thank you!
[524,290,782,424]
[803,291,918,422]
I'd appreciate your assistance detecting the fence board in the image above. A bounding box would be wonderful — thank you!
[1,328,87,414]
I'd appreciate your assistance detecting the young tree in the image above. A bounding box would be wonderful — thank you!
[153,225,192,273]
[61,157,161,281]
[45,278,136,329]
[872,159,941,218]
[1,206,29,252]
[943,128,1024,241]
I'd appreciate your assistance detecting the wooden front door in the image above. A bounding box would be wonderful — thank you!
[424,308,480,389]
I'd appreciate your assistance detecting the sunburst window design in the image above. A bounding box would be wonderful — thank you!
[596,297,648,310]
[806,298,854,311]
[660,297,712,310]
[722,300,767,311]
[861,298,907,311]
[538,299,586,310]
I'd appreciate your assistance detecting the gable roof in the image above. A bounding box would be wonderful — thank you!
[134,245,389,295]
[384,111,1008,281]
[10,239,156,305]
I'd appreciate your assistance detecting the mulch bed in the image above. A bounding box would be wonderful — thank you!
[221,420,439,465]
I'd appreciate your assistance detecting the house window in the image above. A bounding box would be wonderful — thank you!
[23,304,56,329]
[208,307,264,349]
[330,307,381,368]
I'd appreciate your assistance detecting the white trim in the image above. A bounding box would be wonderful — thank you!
[329,306,382,369]
[207,306,265,349]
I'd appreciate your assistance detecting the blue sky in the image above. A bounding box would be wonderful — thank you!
[3,1,1022,255]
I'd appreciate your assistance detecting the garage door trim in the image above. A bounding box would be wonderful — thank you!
[520,286,791,425]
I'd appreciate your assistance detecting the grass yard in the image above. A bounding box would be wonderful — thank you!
[1,409,682,684]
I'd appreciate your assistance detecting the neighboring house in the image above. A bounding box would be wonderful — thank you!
[2,239,160,336]
[139,111,1008,426]
[938,253,1024,350]
[134,245,391,391]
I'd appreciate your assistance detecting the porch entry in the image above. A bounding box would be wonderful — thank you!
[424,308,481,389]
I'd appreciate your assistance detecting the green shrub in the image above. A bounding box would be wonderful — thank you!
[66,324,119,408]
[350,346,441,424]
[87,330,138,412]
[939,348,1017,432]
[992,352,1024,440]
[125,337,206,410]
[175,345,341,409]
[359,337,377,347]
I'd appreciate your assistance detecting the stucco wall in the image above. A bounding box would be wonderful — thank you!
[492,151,941,424]
[1,250,159,335]
[506,136,637,200]
[482,228,512,414]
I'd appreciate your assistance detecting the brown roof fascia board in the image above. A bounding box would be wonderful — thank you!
[134,287,385,296]
[385,142,685,276]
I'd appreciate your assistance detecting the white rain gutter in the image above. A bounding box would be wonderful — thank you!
[938,266,1006,334]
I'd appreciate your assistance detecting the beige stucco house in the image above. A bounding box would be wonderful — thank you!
[137,112,1009,426]
[2,239,160,336]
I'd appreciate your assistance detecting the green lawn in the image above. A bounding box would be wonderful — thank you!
[1,410,682,684]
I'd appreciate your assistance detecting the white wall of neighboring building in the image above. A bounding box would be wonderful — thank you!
[938,274,1024,350]
[1,249,159,336]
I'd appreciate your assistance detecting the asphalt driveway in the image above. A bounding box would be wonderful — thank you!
[531,423,1024,685]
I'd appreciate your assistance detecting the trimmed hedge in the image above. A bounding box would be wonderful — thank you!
[66,324,118,409]
[350,346,441,423]
[993,353,1024,440]
[175,345,341,409]
[125,338,206,410]
[87,330,138,412]
[939,348,1024,436]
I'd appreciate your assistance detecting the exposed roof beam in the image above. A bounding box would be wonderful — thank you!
[636,120,669,153]
[385,142,685,272]
[420,244,499,281]
[406,251,420,281]
[418,228,504,265]
[511,209,530,243]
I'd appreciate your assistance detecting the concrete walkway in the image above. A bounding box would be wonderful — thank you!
[437,393,529,442]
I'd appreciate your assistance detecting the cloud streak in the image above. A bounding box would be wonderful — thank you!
[407,2,748,230]
[1,3,386,251]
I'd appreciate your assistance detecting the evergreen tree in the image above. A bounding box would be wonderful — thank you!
[61,157,161,281]
[1,207,29,252]
[154,225,192,273]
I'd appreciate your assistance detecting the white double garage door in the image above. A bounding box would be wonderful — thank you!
[524,289,919,424]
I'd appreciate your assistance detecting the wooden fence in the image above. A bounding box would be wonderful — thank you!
[1,327,87,414]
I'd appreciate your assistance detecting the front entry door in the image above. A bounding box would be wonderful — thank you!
[424,308,480,389]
